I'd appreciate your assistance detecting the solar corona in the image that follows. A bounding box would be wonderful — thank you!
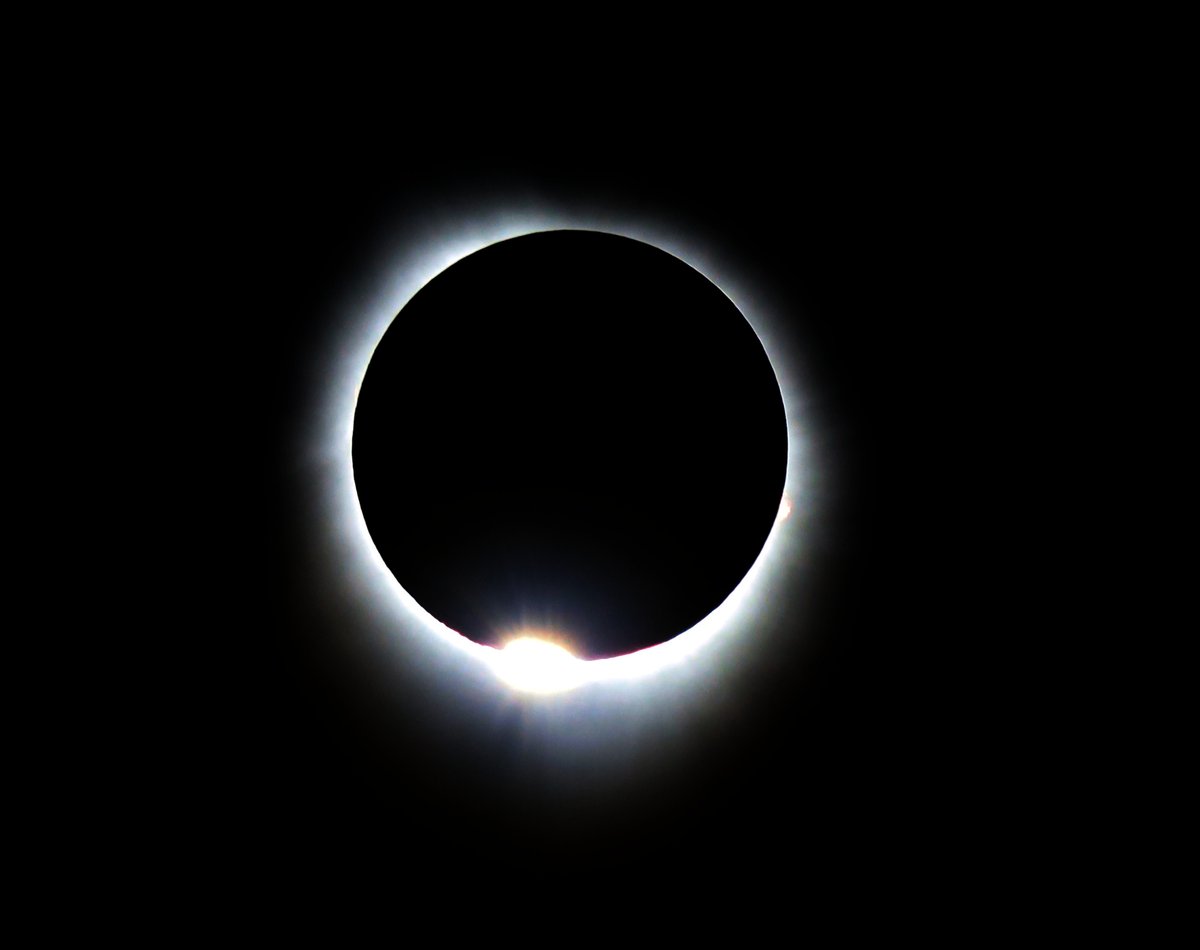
[317,208,814,704]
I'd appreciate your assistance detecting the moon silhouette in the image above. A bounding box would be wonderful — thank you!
[351,230,788,663]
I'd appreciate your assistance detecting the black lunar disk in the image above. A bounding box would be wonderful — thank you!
[352,231,787,659]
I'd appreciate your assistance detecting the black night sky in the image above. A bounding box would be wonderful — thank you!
[196,132,993,881]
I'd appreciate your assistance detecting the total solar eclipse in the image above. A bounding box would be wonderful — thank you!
[352,230,788,667]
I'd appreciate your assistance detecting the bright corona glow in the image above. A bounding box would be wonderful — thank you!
[317,202,817,706]
[491,637,587,694]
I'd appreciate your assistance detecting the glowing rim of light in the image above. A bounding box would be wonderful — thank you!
[320,211,811,695]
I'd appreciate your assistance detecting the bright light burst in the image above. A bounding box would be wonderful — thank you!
[490,636,587,694]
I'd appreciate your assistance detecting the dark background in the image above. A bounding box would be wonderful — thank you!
[194,130,995,880]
